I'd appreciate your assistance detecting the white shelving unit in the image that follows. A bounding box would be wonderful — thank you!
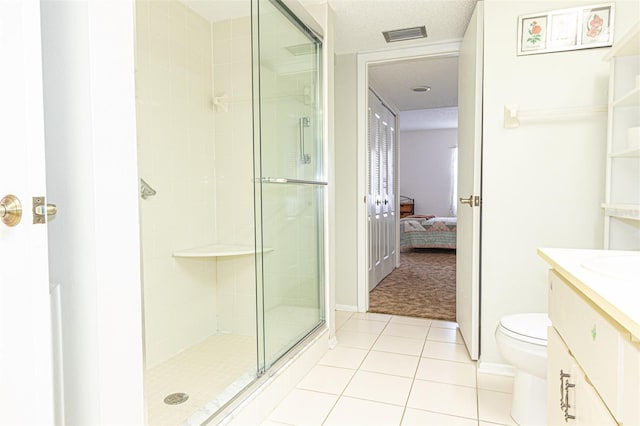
[602,22,640,249]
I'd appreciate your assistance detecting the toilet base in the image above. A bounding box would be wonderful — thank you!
[511,370,546,425]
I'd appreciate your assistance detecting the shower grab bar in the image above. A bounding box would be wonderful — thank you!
[261,177,328,186]
[299,117,311,164]
[140,178,157,200]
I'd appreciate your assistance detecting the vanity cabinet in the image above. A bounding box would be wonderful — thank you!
[602,22,640,249]
[540,248,640,426]
[547,327,616,425]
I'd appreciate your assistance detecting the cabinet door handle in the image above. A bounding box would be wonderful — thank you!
[564,379,576,421]
[559,370,570,409]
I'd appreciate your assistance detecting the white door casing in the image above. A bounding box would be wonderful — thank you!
[356,43,461,312]
[456,1,483,361]
[0,1,55,423]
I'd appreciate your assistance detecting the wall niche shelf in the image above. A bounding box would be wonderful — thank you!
[173,244,273,258]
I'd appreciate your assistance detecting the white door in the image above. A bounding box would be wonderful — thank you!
[368,90,396,290]
[456,1,483,360]
[0,1,55,423]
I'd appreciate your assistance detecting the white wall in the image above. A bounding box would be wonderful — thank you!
[480,0,640,366]
[334,53,359,308]
[135,0,218,367]
[399,129,457,216]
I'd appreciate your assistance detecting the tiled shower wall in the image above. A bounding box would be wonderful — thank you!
[212,16,257,337]
[135,0,218,367]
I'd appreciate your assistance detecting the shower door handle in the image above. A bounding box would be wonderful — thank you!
[261,177,327,186]
[299,117,311,164]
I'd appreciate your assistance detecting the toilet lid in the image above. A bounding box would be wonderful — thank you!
[499,313,550,345]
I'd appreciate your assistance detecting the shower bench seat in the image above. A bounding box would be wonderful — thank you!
[173,244,272,258]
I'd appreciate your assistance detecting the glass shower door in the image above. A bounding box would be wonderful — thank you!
[253,0,325,371]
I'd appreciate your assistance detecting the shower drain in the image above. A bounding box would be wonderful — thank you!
[164,392,189,405]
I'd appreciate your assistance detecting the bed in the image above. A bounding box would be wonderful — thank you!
[399,216,457,251]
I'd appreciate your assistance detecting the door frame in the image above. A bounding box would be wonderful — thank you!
[356,42,461,312]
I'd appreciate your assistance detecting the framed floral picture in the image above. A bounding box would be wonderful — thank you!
[521,16,547,52]
[517,3,614,56]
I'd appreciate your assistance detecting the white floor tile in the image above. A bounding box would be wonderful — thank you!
[324,396,404,426]
[257,315,517,426]
[422,340,473,363]
[335,330,379,350]
[402,408,478,425]
[407,379,478,420]
[382,322,429,340]
[296,365,356,395]
[415,357,477,388]
[372,334,425,356]
[360,351,420,378]
[390,316,433,327]
[267,389,338,425]
[340,318,388,335]
[430,320,459,329]
[318,346,369,370]
[427,327,464,344]
[352,312,392,322]
[335,310,353,330]
[343,370,413,406]
[477,372,514,394]
[478,389,517,425]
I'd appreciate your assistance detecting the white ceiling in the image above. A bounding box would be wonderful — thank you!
[369,55,458,111]
[327,0,477,55]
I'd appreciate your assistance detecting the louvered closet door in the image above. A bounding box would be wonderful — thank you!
[368,89,396,290]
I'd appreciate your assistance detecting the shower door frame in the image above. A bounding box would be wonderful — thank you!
[251,0,328,376]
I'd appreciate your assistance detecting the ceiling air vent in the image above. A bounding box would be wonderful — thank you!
[382,26,427,43]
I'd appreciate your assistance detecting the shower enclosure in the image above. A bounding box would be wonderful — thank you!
[134,0,324,423]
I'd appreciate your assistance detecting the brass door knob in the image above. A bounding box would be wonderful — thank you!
[0,194,22,227]
[459,195,473,206]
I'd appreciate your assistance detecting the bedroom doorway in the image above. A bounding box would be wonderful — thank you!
[367,55,459,322]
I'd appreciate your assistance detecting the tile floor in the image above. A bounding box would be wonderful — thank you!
[262,311,517,426]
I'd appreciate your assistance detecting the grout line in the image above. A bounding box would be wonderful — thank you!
[399,322,431,425]
[319,315,392,424]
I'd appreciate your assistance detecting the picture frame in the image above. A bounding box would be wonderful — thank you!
[517,3,614,56]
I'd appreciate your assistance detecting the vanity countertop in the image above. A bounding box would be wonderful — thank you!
[538,247,640,341]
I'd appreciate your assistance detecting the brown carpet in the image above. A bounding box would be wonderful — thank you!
[369,249,456,321]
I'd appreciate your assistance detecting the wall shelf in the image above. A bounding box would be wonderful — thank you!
[173,244,273,258]
[602,203,640,221]
[603,22,640,60]
[602,22,640,249]
[612,87,640,108]
[609,146,640,158]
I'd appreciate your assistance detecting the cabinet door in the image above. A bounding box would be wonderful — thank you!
[547,327,577,425]
[573,370,617,425]
[548,327,618,425]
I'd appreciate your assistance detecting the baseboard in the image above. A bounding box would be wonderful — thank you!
[477,361,516,377]
[335,304,358,312]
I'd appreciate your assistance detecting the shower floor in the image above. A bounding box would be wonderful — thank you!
[144,334,256,426]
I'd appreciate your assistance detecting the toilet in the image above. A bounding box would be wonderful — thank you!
[495,313,551,425]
